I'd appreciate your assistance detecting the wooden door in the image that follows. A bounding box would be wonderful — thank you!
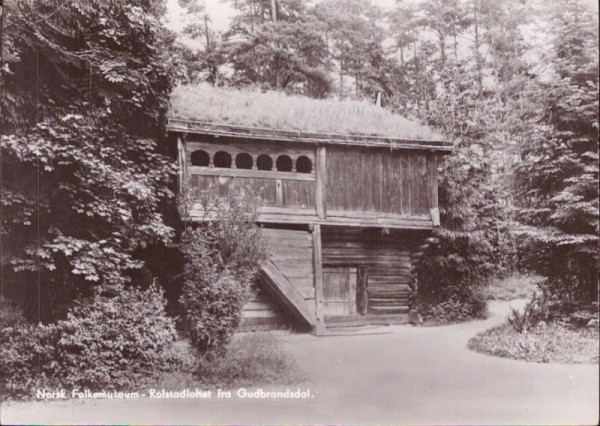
[323,267,357,316]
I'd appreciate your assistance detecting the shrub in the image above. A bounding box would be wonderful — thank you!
[469,322,599,364]
[507,292,548,334]
[180,182,268,357]
[0,296,26,327]
[0,284,180,399]
[420,288,488,324]
[54,283,179,390]
[0,320,62,399]
[194,333,305,388]
[416,227,494,323]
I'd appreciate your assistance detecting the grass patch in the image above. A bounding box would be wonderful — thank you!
[154,332,306,390]
[481,274,543,301]
[170,83,442,140]
[468,322,599,364]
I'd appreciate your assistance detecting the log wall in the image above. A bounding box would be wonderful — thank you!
[321,228,430,316]
[240,285,292,331]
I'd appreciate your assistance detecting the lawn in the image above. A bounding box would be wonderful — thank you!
[154,332,307,390]
[481,274,543,301]
[468,322,599,364]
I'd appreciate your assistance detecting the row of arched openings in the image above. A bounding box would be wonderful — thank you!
[190,150,313,174]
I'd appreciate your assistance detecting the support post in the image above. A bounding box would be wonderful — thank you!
[312,224,325,334]
[276,179,283,205]
[176,135,186,197]
[315,146,327,219]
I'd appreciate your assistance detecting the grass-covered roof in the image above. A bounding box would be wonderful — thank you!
[169,84,444,142]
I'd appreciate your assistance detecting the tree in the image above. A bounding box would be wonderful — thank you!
[512,0,599,310]
[1,0,180,321]
[312,0,385,99]
[219,0,331,96]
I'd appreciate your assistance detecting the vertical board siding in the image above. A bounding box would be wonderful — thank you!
[262,228,315,303]
[323,267,357,316]
[326,148,434,216]
[281,180,315,208]
[190,175,314,208]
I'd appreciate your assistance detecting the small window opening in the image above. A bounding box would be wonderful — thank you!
[235,153,253,169]
[276,155,293,172]
[190,150,209,167]
[257,154,273,171]
[296,156,312,173]
[213,151,232,168]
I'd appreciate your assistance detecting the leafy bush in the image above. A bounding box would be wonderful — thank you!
[180,182,268,357]
[55,284,179,390]
[419,288,488,324]
[0,296,26,328]
[507,292,548,333]
[194,333,305,388]
[0,321,62,399]
[417,228,493,323]
[469,322,599,364]
[0,284,180,399]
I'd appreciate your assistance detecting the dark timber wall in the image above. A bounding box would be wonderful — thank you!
[321,228,428,317]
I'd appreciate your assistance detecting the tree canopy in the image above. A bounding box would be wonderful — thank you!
[1,0,181,320]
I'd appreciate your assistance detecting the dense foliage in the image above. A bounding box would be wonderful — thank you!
[0,285,179,399]
[1,0,180,319]
[512,0,599,314]
[179,183,268,357]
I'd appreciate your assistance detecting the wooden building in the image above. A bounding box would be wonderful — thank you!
[168,85,452,333]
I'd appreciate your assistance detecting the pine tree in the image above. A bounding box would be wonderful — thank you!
[513,0,599,309]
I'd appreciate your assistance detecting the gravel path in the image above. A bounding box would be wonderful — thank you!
[2,299,598,425]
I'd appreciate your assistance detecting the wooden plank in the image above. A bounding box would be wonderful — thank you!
[189,167,315,181]
[276,179,283,205]
[357,266,368,315]
[431,155,439,208]
[316,146,326,219]
[323,267,357,316]
[260,260,317,327]
[324,313,410,327]
[242,310,280,318]
[313,224,325,325]
[401,154,411,215]
[282,180,315,208]
[177,136,186,196]
[368,306,410,313]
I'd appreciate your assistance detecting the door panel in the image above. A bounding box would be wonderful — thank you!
[323,267,357,316]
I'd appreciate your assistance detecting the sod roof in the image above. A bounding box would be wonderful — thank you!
[168,84,449,149]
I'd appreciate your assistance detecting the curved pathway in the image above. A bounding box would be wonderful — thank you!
[2,300,598,424]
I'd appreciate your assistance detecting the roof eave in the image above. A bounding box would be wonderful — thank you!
[167,118,454,154]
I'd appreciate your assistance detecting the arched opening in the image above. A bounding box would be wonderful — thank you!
[276,155,293,172]
[235,153,253,169]
[296,156,312,173]
[213,151,232,168]
[257,154,273,171]
[190,150,209,167]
